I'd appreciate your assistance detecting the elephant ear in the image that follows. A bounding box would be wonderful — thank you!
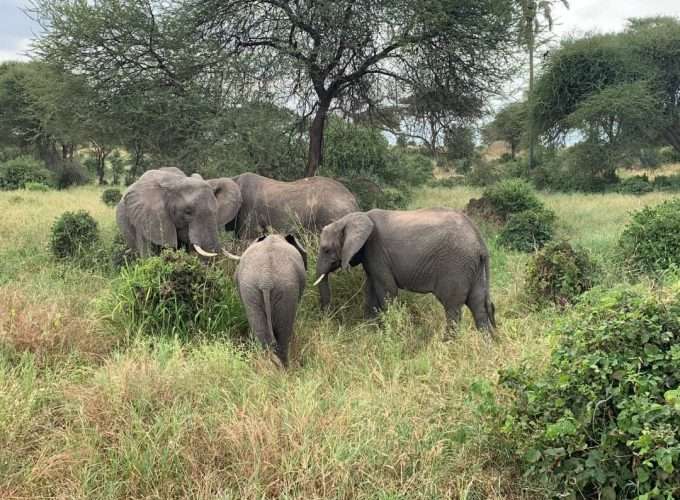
[340,213,374,270]
[124,179,177,248]
[208,178,242,226]
[285,233,308,270]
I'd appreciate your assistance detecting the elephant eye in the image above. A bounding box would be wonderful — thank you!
[184,207,193,216]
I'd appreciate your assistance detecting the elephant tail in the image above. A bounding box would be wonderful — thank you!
[262,287,276,346]
[482,254,497,329]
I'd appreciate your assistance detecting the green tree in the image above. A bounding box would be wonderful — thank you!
[483,101,527,158]
[34,0,521,178]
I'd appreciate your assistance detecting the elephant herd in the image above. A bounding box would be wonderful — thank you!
[116,167,496,367]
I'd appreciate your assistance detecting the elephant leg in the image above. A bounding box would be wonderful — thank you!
[364,275,397,318]
[318,275,331,310]
[136,234,155,257]
[444,303,462,335]
[244,300,277,351]
[272,298,297,368]
[466,282,494,333]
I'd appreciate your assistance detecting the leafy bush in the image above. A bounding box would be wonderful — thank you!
[52,160,90,188]
[639,147,661,168]
[24,181,50,191]
[534,143,618,193]
[652,174,680,191]
[427,176,463,189]
[482,179,542,221]
[49,210,100,262]
[617,174,653,195]
[0,156,53,190]
[500,284,680,499]
[465,160,502,187]
[659,146,680,165]
[525,240,597,307]
[498,208,556,252]
[619,199,680,274]
[103,250,247,339]
[102,187,122,206]
[108,232,134,271]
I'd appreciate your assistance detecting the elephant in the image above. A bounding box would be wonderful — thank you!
[209,172,358,307]
[314,208,497,332]
[232,233,308,367]
[116,167,242,257]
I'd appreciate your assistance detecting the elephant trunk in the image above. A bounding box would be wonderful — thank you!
[189,218,221,256]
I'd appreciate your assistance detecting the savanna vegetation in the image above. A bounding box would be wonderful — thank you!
[3,0,680,498]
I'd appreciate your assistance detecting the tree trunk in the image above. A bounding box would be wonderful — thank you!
[305,98,332,178]
[527,30,535,170]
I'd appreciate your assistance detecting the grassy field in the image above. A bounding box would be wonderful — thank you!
[0,184,676,499]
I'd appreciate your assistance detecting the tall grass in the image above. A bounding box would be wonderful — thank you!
[0,184,677,498]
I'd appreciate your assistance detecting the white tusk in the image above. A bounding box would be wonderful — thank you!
[313,273,326,286]
[222,248,241,260]
[193,244,218,257]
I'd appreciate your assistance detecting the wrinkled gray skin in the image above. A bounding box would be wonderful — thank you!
[315,208,496,332]
[218,172,358,307]
[235,234,308,367]
[116,167,241,256]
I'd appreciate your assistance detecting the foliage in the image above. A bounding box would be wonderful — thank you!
[465,160,503,187]
[652,174,680,191]
[101,188,122,207]
[482,179,542,221]
[498,207,556,252]
[24,181,51,192]
[102,250,247,340]
[639,148,661,168]
[0,156,53,190]
[533,143,618,192]
[482,101,527,158]
[323,119,431,209]
[52,160,90,189]
[49,210,100,262]
[500,284,680,499]
[617,175,653,195]
[525,240,598,307]
[619,199,680,274]
[445,125,476,161]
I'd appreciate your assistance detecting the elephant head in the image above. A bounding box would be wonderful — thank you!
[315,212,374,285]
[120,168,241,256]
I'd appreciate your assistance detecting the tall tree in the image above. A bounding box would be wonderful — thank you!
[33,0,521,178]
[517,0,568,168]
[483,101,527,158]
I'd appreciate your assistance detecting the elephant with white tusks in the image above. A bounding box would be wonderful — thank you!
[225,234,308,367]
[314,208,497,333]
[116,167,242,258]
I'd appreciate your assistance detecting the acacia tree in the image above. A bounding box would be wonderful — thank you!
[191,0,520,176]
[483,101,527,158]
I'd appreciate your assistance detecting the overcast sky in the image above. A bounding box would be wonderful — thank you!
[1,1,680,64]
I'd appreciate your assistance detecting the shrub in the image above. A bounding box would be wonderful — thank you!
[0,156,53,190]
[427,176,463,189]
[534,143,618,192]
[465,160,502,187]
[482,179,542,221]
[659,146,680,164]
[24,181,50,192]
[498,207,555,252]
[49,210,100,262]
[103,250,247,339]
[525,240,597,307]
[108,232,134,271]
[102,187,122,206]
[500,284,680,499]
[619,199,680,274]
[652,174,680,191]
[617,175,653,195]
[52,160,90,188]
[639,147,661,168]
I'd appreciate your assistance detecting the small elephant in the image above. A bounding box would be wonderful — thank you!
[314,208,496,332]
[232,233,308,367]
[116,167,241,257]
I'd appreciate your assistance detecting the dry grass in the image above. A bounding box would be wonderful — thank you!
[617,162,680,179]
[1,182,671,499]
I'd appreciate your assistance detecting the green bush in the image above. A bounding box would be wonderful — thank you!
[0,156,53,190]
[617,174,653,195]
[24,181,50,192]
[639,147,661,168]
[482,179,542,221]
[498,207,556,252]
[465,160,502,187]
[102,187,122,206]
[534,143,618,193]
[52,160,90,188]
[103,250,247,339]
[525,240,597,307]
[658,146,680,164]
[500,284,680,499]
[652,174,680,191]
[619,199,680,274]
[49,210,100,262]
